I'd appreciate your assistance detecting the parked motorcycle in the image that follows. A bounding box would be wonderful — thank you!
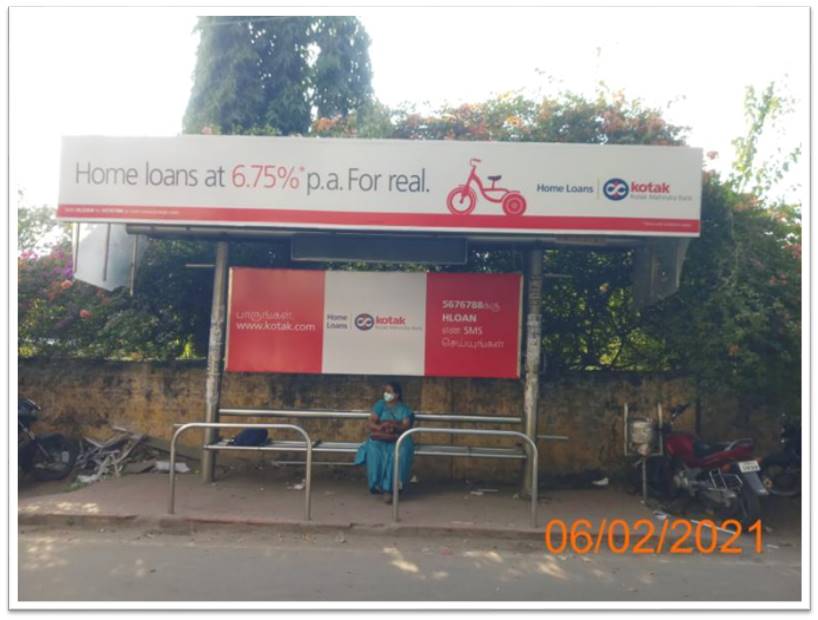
[18,398,78,481]
[636,403,768,527]
[759,415,801,497]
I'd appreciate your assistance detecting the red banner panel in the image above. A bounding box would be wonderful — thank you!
[226,268,325,373]
[424,273,522,379]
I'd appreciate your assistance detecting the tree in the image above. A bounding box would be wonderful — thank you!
[17,192,71,255]
[183,16,373,135]
[639,83,802,413]
[730,82,802,202]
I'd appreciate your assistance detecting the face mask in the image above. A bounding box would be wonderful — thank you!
[384,392,395,402]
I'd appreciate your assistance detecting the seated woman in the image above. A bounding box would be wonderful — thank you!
[353,381,415,503]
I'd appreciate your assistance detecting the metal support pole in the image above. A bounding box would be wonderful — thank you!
[641,456,648,503]
[102,223,111,282]
[202,241,229,483]
[72,223,80,273]
[522,248,543,497]
[623,403,629,455]
[128,234,138,296]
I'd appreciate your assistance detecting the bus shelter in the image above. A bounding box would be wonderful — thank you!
[57,135,702,496]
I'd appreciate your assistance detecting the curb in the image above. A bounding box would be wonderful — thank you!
[18,510,657,546]
[18,511,543,540]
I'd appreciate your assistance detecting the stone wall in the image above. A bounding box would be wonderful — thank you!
[18,359,781,482]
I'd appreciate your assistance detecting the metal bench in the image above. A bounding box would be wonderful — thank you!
[206,437,529,460]
[215,408,547,461]
[168,408,567,527]
[168,421,541,527]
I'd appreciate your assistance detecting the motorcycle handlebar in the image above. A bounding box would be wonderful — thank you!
[670,403,691,420]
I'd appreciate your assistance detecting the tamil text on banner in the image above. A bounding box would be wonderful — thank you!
[225,268,522,379]
[58,135,702,237]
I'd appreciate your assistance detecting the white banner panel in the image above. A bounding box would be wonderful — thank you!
[58,135,702,237]
[321,271,427,376]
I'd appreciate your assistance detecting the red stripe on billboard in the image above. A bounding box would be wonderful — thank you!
[57,204,701,234]
[226,268,325,373]
[424,273,522,379]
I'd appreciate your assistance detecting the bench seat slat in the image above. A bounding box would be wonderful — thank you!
[204,439,526,459]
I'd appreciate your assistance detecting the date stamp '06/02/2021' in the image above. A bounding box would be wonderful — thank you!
[543,518,765,555]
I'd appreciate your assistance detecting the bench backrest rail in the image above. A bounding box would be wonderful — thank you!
[219,408,522,425]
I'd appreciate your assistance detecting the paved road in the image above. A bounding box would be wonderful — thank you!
[17,524,802,603]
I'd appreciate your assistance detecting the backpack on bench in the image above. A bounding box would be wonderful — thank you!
[231,428,269,446]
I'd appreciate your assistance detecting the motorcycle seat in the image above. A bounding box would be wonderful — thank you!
[487,175,502,182]
[694,439,752,458]
[693,440,730,458]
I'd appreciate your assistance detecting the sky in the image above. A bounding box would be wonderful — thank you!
[9,5,809,209]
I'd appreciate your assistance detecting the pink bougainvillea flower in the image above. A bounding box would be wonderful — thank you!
[706,151,719,160]
[60,279,73,290]
[80,309,92,319]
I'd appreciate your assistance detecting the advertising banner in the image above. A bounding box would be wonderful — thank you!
[225,268,522,379]
[58,135,702,237]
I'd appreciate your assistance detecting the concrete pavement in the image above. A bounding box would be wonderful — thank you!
[16,468,804,604]
[17,524,802,603]
[18,467,802,548]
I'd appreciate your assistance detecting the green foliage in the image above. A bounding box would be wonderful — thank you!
[641,178,800,411]
[183,16,373,135]
[18,234,296,360]
[310,89,688,146]
[17,196,71,254]
[731,82,802,201]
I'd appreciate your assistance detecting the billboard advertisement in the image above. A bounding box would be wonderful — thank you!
[225,268,523,379]
[58,135,702,237]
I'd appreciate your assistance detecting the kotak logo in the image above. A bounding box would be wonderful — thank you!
[603,178,629,201]
[631,182,671,193]
[354,314,374,330]
[604,178,672,201]
[354,313,408,330]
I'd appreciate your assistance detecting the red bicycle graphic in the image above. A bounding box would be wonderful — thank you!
[446,158,527,216]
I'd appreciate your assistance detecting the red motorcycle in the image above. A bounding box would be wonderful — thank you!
[639,404,767,527]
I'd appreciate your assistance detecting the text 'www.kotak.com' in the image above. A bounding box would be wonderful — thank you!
[234,322,318,332]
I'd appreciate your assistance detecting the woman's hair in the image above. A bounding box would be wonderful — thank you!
[385,381,403,400]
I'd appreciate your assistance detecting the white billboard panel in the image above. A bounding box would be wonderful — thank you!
[58,135,702,237]
[321,271,427,376]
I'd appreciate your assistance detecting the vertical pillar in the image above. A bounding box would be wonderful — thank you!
[522,248,543,497]
[202,241,229,483]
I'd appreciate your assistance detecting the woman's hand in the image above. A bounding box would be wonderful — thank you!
[379,421,398,434]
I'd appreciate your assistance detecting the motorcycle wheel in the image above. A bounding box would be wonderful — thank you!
[732,481,762,529]
[761,463,800,497]
[31,434,78,481]
[629,456,676,500]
